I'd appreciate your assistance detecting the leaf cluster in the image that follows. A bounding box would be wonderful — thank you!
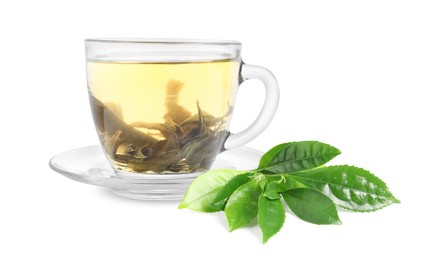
[179,141,399,243]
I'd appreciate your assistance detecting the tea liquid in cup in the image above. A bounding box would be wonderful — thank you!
[85,39,279,176]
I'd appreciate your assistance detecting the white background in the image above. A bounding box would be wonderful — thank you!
[1,0,427,259]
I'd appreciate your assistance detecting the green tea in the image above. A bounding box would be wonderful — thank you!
[87,60,240,173]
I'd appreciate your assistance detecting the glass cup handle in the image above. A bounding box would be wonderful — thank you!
[224,64,280,150]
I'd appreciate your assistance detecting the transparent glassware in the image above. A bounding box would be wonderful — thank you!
[84,38,279,199]
[49,145,263,200]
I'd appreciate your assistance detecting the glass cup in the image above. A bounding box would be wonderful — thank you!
[85,38,279,197]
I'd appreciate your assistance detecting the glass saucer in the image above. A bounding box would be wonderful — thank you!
[49,145,263,201]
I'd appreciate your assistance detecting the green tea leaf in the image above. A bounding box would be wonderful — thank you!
[263,178,288,200]
[225,180,263,231]
[258,143,290,169]
[258,141,341,174]
[258,195,285,243]
[213,173,252,210]
[179,169,251,212]
[282,188,341,225]
[263,186,281,200]
[283,177,308,190]
[286,165,400,212]
[257,174,268,191]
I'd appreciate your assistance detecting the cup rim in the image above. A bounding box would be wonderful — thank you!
[85,38,241,46]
